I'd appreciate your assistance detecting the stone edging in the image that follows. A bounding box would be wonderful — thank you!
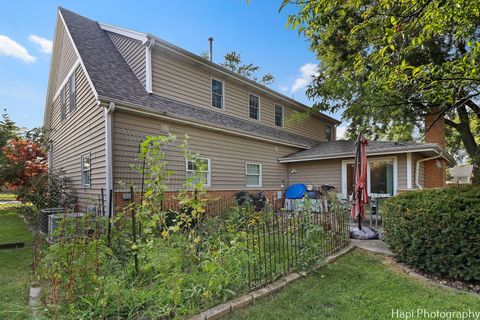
[188,244,356,320]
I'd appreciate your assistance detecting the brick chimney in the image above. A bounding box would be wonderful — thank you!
[423,111,446,188]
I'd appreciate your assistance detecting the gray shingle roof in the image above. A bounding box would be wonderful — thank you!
[279,140,451,162]
[59,8,322,148]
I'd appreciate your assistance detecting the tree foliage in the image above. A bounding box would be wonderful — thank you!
[1,138,48,189]
[221,51,275,85]
[281,0,480,183]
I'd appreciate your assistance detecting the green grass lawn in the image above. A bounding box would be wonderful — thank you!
[0,209,33,245]
[227,249,480,320]
[0,209,33,319]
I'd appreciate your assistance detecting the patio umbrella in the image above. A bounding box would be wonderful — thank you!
[351,134,369,230]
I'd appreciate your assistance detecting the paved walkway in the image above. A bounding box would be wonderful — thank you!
[351,239,393,256]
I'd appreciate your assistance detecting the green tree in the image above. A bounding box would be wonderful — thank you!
[221,51,275,85]
[0,109,19,149]
[281,0,480,184]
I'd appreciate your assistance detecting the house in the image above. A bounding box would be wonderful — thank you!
[448,164,474,184]
[43,8,454,211]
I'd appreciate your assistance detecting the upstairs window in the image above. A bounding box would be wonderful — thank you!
[69,73,76,112]
[81,153,91,188]
[274,104,284,127]
[325,124,333,141]
[211,78,224,109]
[249,94,260,120]
[60,87,66,122]
[186,158,211,187]
[245,162,262,187]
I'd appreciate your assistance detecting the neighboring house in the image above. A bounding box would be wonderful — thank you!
[43,8,454,211]
[448,165,474,184]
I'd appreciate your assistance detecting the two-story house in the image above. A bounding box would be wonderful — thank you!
[44,8,454,211]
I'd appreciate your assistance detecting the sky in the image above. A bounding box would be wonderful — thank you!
[0,0,345,137]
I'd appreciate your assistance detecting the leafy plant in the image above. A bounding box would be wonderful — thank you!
[384,186,480,281]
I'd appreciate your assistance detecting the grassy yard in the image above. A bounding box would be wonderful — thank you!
[0,209,33,319]
[227,249,480,320]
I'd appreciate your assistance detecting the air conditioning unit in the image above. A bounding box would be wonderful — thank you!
[47,213,85,243]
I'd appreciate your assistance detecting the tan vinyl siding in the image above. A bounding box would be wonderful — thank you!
[397,153,407,190]
[151,48,331,141]
[49,65,105,204]
[112,110,297,191]
[287,159,342,190]
[106,31,146,86]
[54,22,77,93]
[413,153,425,188]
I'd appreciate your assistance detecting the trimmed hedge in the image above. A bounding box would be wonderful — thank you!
[384,186,480,282]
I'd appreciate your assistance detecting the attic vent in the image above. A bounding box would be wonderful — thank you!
[160,123,169,133]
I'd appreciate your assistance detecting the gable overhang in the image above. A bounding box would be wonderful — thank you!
[43,9,99,136]
[98,96,312,150]
[279,147,455,164]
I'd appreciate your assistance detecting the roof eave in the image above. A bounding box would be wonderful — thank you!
[98,95,313,150]
[279,146,454,163]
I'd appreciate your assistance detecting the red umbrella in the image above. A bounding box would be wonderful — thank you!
[351,134,369,229]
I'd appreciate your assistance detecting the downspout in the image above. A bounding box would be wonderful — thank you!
[145,38,155,94]
[415,154,442,189]
[104,101,115,215]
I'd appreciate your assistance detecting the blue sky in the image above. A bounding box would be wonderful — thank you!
[0,0,344,134]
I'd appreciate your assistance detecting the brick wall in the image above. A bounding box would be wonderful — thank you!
[114,189,282,215]
[424,111,446,188]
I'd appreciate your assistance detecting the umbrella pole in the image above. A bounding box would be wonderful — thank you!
[354,134,362,230]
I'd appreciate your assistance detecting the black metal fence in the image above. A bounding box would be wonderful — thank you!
[245,210,350,288]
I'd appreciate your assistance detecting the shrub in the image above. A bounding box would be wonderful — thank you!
[384,186,480,282]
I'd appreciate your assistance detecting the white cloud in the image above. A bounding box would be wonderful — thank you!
[336,126,347,140]
[0,35,36,63]
[28,35,52,54]
[278,84,289,92]
[291,63,318,93]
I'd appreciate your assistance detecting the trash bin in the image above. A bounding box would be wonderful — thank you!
[39,208,64,234]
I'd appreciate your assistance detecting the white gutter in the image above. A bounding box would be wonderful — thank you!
[145,39,155,94]
[415,154,442,189]
[104,101,115,215]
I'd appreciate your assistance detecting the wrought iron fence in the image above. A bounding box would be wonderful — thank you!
[245,210,350,288]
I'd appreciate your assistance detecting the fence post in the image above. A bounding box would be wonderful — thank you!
[130,186,139,275]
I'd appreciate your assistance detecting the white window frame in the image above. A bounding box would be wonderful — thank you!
[185,157,211,187]
[69,72,76,112]
[325,124,333,141]
[211,77,224,110]
[341,156,398,197]
[245,162,262,187]
[274,104,284,127]
[248,93,261,121]
[81,153,91,188]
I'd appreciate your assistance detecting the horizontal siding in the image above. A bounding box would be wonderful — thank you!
[113,110,299,191]
[151,48,331,141]
[107,32,146,86]
[49,65,105,205]
[54,22,77,93]
[287,153,409,195]
[287,159,342,190]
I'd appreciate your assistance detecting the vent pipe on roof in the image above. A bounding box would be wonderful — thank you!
[208,37,213,62]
